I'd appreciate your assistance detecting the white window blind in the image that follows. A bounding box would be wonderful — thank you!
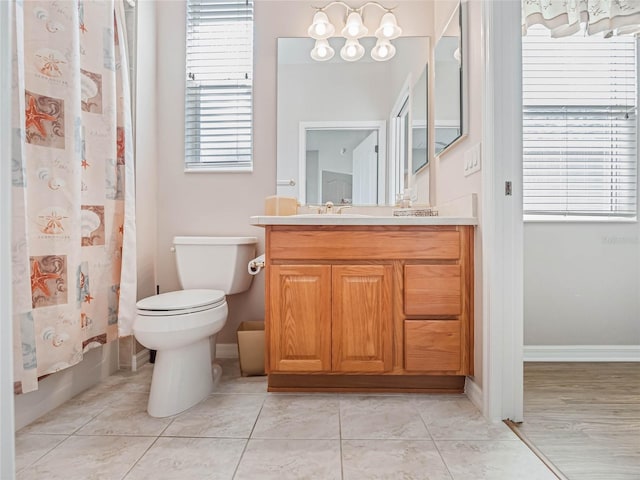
[522,26,638,218]
[185,0,253,171]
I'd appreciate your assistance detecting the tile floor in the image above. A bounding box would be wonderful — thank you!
[15,359,557,480]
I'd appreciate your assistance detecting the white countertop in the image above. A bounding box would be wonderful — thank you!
[250,215,478,226]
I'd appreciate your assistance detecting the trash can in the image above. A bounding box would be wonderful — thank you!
[237,321,266,376]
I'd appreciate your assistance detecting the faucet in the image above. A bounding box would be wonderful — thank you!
[310,201,352,214]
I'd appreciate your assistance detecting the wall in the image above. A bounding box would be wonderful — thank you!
[156,0,433,343]
[524,222,640,346]
[135,0,158,309]
[419,0,484,384]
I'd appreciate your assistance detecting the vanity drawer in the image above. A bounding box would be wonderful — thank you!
[404,265,462,316]
[269,228,460,261]
[404,320,461,372]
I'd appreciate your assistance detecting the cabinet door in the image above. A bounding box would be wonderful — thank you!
[269,265,331,372]
[332,265,393,373]
[404,264,462,316]
[404,320,463,373]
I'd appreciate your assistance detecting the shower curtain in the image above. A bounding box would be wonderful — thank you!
[11,0,136,395]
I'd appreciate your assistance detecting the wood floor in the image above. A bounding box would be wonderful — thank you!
[513,362,640,480]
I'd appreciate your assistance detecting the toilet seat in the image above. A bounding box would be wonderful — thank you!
[136,289,226,317]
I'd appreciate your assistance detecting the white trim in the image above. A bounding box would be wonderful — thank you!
[298,120,387,206]
[131,348,150,371]
[389,77,411,202]
[524,345,640,362]
[215,343,239,359]
[0,0,15,476]
[481,0,524,423]
[464,377,483,412]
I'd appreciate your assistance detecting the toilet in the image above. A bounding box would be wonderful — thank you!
[133,236,258,417]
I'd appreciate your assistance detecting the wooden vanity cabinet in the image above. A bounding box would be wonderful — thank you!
[264,225,474,393]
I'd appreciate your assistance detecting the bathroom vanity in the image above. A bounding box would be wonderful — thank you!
[251,215,476,394]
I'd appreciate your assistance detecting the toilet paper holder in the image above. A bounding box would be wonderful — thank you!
[248,254,265,275]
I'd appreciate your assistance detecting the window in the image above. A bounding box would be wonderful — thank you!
[522,26,638,219]
[185,0,253,172]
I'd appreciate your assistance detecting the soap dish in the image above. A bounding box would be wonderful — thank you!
[392,207,438,217]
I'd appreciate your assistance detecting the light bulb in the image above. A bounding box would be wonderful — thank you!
[346,45,356,57]
[342,11,367,39]
[375,12,402,40]
[308,11,335,40]
[315,23,327,36]
[371,38,396,61]
[311,39,335,61]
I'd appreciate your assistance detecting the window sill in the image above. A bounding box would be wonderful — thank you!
[184,165,253,174]
[524,215,637,224]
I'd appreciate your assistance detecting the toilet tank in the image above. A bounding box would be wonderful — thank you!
[173,236,258,294]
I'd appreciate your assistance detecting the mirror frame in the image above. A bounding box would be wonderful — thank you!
[433,1,467,158]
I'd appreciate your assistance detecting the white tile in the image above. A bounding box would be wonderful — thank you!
[162,393,265,438]
[16,435,154,480]
[251,394,340,439]
[213,359,268,394]
[99,364,153,393]
[75,392,173,436]
[123,437,246,480]
[415,396,517,440]
[234,439,341,480]
[18,396,108,435]
[436,440,558,480]
[342,439,453,480]
[14,434,67,472]
[340,395,430,440]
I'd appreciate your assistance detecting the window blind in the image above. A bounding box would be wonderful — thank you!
[185,0,253,171]
[522,26,638,218]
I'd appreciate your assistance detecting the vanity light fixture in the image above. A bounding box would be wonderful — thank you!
[307,1,401,62]
[311,38,336,61]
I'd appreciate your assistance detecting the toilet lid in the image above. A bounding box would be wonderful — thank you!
[136,289,225,312]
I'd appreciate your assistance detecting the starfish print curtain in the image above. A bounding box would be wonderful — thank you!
[11,0,136,395]
[523,0,640,37]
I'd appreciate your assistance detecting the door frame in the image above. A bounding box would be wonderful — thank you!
[298,121,387,206]
[480,0,524,422]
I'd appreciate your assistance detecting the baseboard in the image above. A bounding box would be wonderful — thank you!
[524,345,640,362]
[464,377,483,412]
[132,348,150,371]
[216,343,239,359]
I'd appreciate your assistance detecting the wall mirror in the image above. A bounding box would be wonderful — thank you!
[277,36,429,205]
[434,2,463,156]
